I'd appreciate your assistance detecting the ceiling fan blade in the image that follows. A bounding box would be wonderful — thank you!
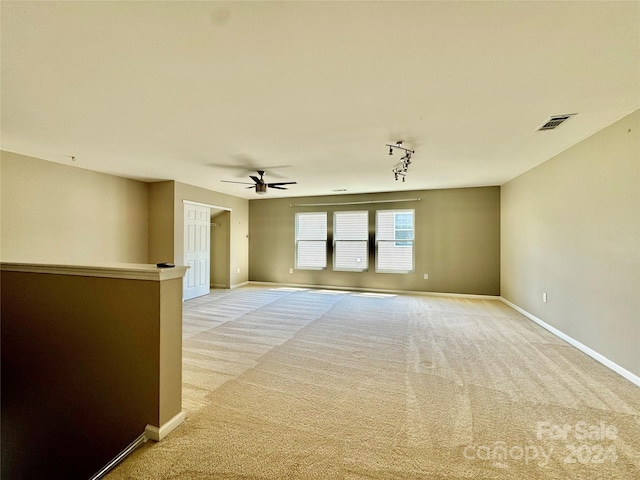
[225,155,291,178]
[267,181,297,187]
[221,180,254,185]
[269,185,288,190]
[209,162,247,172]
[251,165,292,179]
[249,175,262,184]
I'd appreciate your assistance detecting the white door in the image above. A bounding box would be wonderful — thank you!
[183,203,210,300]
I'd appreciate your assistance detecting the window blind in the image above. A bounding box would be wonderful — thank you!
[334,211,368,271]
[295,212,327,269]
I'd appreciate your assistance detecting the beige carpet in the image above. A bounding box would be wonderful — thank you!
[106,286,640,479]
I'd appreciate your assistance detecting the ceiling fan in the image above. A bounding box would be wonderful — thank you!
[221,170,297,195]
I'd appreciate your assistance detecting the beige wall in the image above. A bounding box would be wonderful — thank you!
[249,187,501,295]
[159,278,184,425]
[0,151,149,264]
[149,180,175,264]
[0,154,250,288]
[211,210,231,288]
[501,109,640,377]
[173,181,249,288]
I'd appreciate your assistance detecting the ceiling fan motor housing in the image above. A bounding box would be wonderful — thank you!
[255,183,268,194]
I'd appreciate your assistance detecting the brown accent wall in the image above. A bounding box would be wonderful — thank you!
[0,270,183,480]
[249,187,500,295]
[501,109,640,377]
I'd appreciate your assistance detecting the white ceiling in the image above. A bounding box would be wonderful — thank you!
[2,1,638,199]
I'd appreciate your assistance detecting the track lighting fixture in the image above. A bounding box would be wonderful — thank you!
[386,141,415,182]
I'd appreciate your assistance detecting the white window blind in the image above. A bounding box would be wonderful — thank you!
[334,211,368,271]
[295,212,327,269]
[376,210,414,273]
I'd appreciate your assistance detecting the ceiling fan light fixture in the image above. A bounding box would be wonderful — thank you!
[255,184,268,194]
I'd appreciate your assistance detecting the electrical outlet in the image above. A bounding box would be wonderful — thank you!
[289,268,293,274]
[423,273,429,280]
[236,268,240,274]
[543,292,547,303]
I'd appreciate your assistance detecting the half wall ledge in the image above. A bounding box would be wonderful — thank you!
[0,261,189,281]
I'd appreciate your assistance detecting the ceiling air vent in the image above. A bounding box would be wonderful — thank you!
[537,113,576,131]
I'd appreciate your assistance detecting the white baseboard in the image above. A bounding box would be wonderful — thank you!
[145,411,186,442]
[501,297,640,387]
[248,281,500,300]
[230,281,249,289]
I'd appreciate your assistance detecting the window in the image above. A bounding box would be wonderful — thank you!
[333,211,368,271]
[376,209,414,273]
[295,212,327,269]
[394,212,413,246]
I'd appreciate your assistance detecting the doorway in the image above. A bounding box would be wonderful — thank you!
[183,203,211,300]
[210,210,230,289]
